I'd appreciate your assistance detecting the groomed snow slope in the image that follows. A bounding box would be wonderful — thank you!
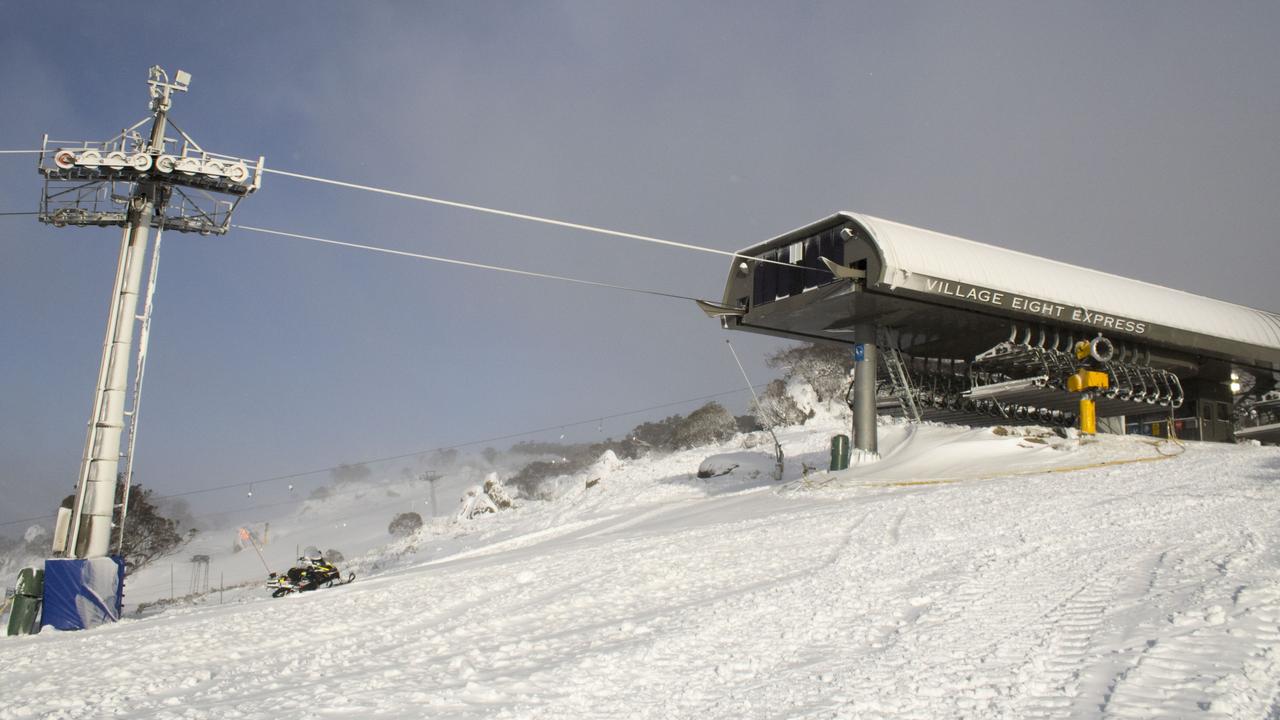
[3,421,1280,719]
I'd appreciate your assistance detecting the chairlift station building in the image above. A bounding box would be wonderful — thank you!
[713,212,1280,447]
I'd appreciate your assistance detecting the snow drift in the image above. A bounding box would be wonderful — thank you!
[2,414,1279,719]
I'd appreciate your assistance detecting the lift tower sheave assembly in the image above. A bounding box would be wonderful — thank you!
[38,66,262,561]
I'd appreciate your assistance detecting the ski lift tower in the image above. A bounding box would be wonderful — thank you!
[38,66,262,559]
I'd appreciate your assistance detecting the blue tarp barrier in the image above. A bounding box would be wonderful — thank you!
[41,556,125,631]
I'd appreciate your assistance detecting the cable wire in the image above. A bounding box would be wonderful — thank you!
[3,149,819,274]
[233,224,702,302]
[11,151,822,277]
[260,166,821,274]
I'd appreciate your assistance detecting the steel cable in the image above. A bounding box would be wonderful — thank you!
[233,224,702,302]
[259,166,821,274]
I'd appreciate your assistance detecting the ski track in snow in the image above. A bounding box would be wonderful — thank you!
[3,422,1280,719]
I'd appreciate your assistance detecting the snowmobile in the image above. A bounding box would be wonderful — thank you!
[267,556,354,597]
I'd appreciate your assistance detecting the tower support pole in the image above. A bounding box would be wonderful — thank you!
[65,224,132,556]
[68,79,174,559]
[73,200,153,557]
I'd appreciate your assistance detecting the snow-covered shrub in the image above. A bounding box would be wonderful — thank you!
[331,462,371,486]
[747,342,857,429]
[432,447,459,468]
[507,436,646,498]
[766,342,855,403]
[754,379,810,428]
[508,460,571,499]
[455,486,499,520]
[629,414,684,451]
[482,473,516,509]
[388,512,424,537]
[671,402,738,449]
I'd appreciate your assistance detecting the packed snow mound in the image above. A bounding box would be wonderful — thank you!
[586,449,623,479]
[4,418,1279,719]
[696,451,776,479]
[786,422,1171,492]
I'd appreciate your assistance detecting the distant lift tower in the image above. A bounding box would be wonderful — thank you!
[38,66,262,559]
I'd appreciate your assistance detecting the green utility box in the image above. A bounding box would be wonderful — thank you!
[5,567,44,636]
[830,434,851,471]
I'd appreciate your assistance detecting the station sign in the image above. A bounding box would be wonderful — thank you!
[903,273,1149,337]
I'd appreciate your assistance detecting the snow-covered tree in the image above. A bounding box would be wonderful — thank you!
[331,462,371,485]
[60,484,183,574]
[766,342,854,403]
[388,512,423,537]
[629,414,683,451]
[670,402,738,449]
[753,379,810,428]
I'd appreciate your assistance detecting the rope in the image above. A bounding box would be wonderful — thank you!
[259,167,818,274]
[0,212,40,216]
[233,224,701,302]
[0,150,43,154]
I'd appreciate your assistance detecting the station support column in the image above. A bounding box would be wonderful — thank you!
[853,324,878,455]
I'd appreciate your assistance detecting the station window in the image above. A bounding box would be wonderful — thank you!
[751,227,846,306]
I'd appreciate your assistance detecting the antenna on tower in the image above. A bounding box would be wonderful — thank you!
[40,66,263,562]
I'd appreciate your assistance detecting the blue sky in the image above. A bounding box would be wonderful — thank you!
[2,1,1278,527]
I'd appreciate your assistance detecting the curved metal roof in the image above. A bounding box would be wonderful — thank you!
[841,212,1280,351]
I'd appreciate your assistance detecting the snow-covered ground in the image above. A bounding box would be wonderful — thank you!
[3,415,1280,719]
